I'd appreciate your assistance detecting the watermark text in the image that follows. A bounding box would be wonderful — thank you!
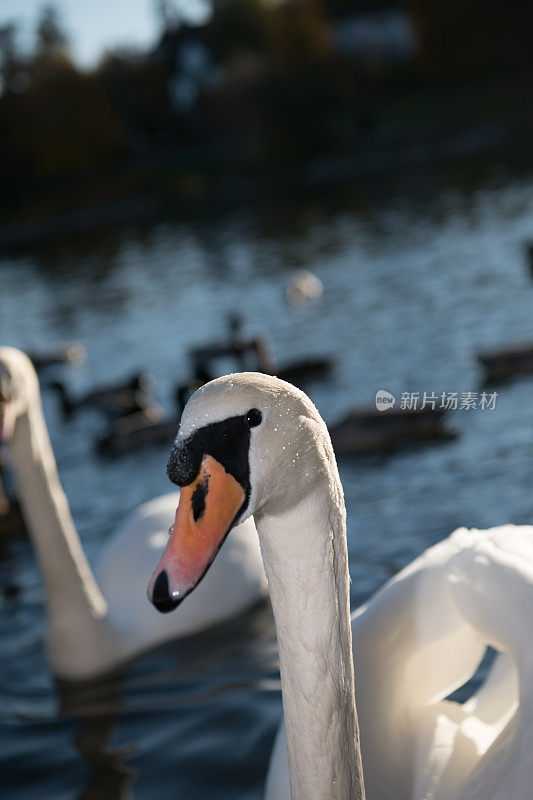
[375,390,498,412]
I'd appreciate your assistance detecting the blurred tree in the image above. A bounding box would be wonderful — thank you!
[35,4,70,60]
[2,0,532,226]
[0,23,18,72]
[0,22,20,93]
[98,50,172,150]
[322,0,399,16]
[207,0,276,58]
[272,0,331,66]
[9,62,122,182]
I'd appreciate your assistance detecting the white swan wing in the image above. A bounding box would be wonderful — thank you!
[440,526,533,800]
[265,526,532,800]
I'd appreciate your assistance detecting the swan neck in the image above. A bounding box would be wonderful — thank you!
[10,398,107,634]
[257,484,365,800]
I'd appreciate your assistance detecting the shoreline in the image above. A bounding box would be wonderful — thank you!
[0,117,529,256]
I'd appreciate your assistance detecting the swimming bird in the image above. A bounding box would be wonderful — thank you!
[148,372,531,800]
[49,373,157,420]
[477,342,533,385]
[0,348,267,682]
[96,408,179,456]
[27,341,86,373]
[329,404,454,456]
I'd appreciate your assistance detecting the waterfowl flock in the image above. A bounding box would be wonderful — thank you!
[6,313,454,464]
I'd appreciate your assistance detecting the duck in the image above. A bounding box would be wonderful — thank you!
[0,348,267,682]
[329,404,454,456]
[174,354,334,419]
[187,313,334,400]
[98,335,333,457]
[49,373,158,420]
[27,341,86,373]
[148,372,532,800]
[477,342,533,385]
[96,408,179,456]
[273,356,333,387]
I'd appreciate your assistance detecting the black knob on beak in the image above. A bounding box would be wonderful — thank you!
[151,570,181,613]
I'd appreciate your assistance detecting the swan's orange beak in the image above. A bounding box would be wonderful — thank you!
[148,454,246,612]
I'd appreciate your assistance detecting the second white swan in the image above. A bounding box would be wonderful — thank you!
[0,348,266,681]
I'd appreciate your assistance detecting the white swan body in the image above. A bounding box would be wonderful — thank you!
[0,348,266,681]
[266,524,530,800]
[146,372,533,800]
[93,493,265,652]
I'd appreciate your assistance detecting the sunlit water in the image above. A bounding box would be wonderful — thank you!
[2,165,533,799]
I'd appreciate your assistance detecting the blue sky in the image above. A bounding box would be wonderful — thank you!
[0,0,209,67]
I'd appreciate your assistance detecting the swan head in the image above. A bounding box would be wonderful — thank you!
[0,347,38,442]
[148,372,332,613]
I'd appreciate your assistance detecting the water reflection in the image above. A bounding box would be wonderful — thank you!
[59,678,134,800]
[56,599,277,800]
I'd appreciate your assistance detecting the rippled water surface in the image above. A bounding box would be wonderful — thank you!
[2,167,533,799]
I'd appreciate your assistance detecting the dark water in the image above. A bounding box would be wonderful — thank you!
[2,166,533,799]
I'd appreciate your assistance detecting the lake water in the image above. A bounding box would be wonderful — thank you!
[2,164,533,799]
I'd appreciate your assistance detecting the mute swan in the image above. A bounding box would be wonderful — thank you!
[0,348,267,681]
[147,372,531,800]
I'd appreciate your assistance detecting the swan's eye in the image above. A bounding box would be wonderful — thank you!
[246,408,262,428]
